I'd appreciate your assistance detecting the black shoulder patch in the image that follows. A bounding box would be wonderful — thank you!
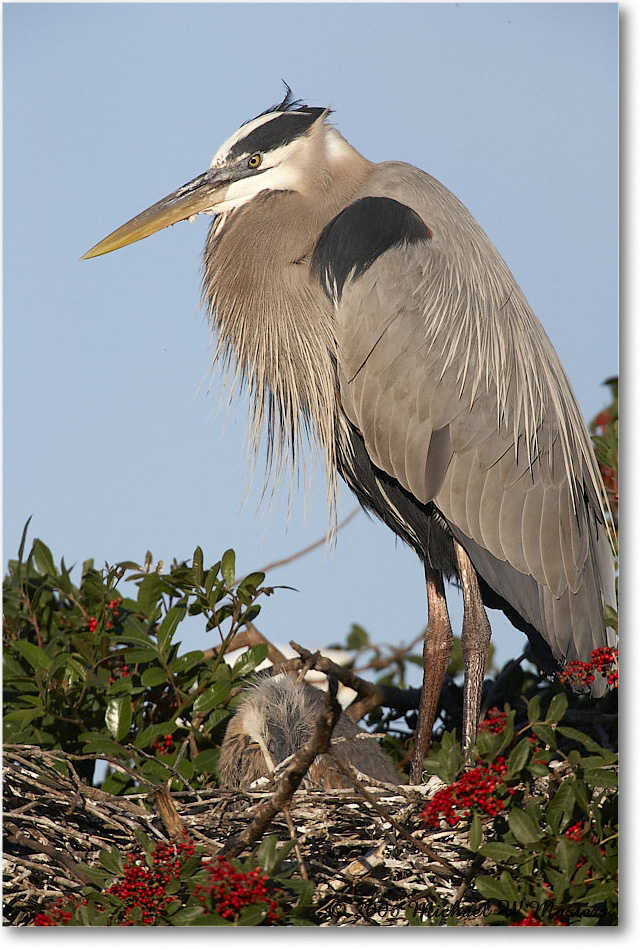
[229,110,326,160]
[311,197,431,302]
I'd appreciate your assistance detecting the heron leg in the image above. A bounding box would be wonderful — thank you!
[409,566,453,784]
[453,540,492,753]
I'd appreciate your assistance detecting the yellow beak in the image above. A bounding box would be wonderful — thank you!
[80,167,230,260]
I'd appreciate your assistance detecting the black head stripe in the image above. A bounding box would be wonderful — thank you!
[228,109,326,161]
[311,197,432,302]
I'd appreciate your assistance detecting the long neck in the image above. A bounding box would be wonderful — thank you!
[202,135,373,517]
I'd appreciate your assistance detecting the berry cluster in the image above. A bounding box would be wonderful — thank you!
[559,646,618,689]
[153,733,176,756]
[478,707,507,735]
[422,708,518,828]
[105,838,195,925]
[421,755,513,828]
[33,839,286,927]
[87,597,123,635]
[33,898,74,927]
[508,908,545,926]
[194,856,283,923]
[564,820,583,842]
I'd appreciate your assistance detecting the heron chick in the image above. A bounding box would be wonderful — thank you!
[218,676,399,789]
[82,88,616,782]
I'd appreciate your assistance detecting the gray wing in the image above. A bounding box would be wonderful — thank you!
[332,163,616,674]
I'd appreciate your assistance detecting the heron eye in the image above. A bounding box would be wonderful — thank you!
[248,153,262,169]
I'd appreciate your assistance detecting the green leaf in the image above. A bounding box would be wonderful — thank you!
[204,564,222,598]
[508,808,543,844]
[155,604,186,652]
[205,708,231,733]
[193,748,219,776]
[530,722,557,747]
[118,631,157,648]
[134,720,177,749]
[191,912,234,926]
[569,776,590,811]
[17,516,33,563]
[123,646,159,663]
[100,769,133,795]
[476,874,517,903]
[169,905,207,926]
[545,691,569,724]
[4,706,45,728]
[480,842,524,863]
[498,870,518,902]
[584,768,618,789]
[556,836,582,875]
[133,829,155,856]
[232,644,268,678]
[169,650,207,675]
[556,726,612,754]
[346,623,371,649]
[105,695,132,741]
[475,728,500,758]
[241,571,266,589]
[469,813,482,851]
[32,538,56,576]
[140,757,173,783]
[221,549,236,587]
[12,640,50,672]
[141,667,169,688]
[82,737,127,757]
[45,652,75,682]
[137,572,164,615]
[236,572,266,601]
[193,679,231,713]
[603,604,618,633]
[526,694,541,724]
[546,780,576,834]
[99,847,124,876]
[74,862,113,887]
[236,903,268,926]
[177,854,204,880]
[255,834,278,874]
[192,546,204,585]
[504,736,532,779]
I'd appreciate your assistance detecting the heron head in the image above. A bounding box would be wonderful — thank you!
[80,88,336,260]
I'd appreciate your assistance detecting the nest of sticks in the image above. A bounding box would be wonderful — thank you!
[3,740,491,927]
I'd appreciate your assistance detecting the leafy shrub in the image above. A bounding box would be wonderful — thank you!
[3,521,273,790]
[412,691,618,926]
[33,834,314,926]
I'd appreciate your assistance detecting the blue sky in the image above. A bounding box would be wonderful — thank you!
[3,2,619,683]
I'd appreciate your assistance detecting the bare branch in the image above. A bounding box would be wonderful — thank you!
[288,641,421,722]
[235,506,361,582]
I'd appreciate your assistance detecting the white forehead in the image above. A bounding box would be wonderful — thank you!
[210,112,285,168]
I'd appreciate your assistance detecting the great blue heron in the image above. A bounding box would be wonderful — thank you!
[82,88,616,783]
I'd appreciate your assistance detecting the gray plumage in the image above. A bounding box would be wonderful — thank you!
[218,676,399,789]
[82,88,617,773]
